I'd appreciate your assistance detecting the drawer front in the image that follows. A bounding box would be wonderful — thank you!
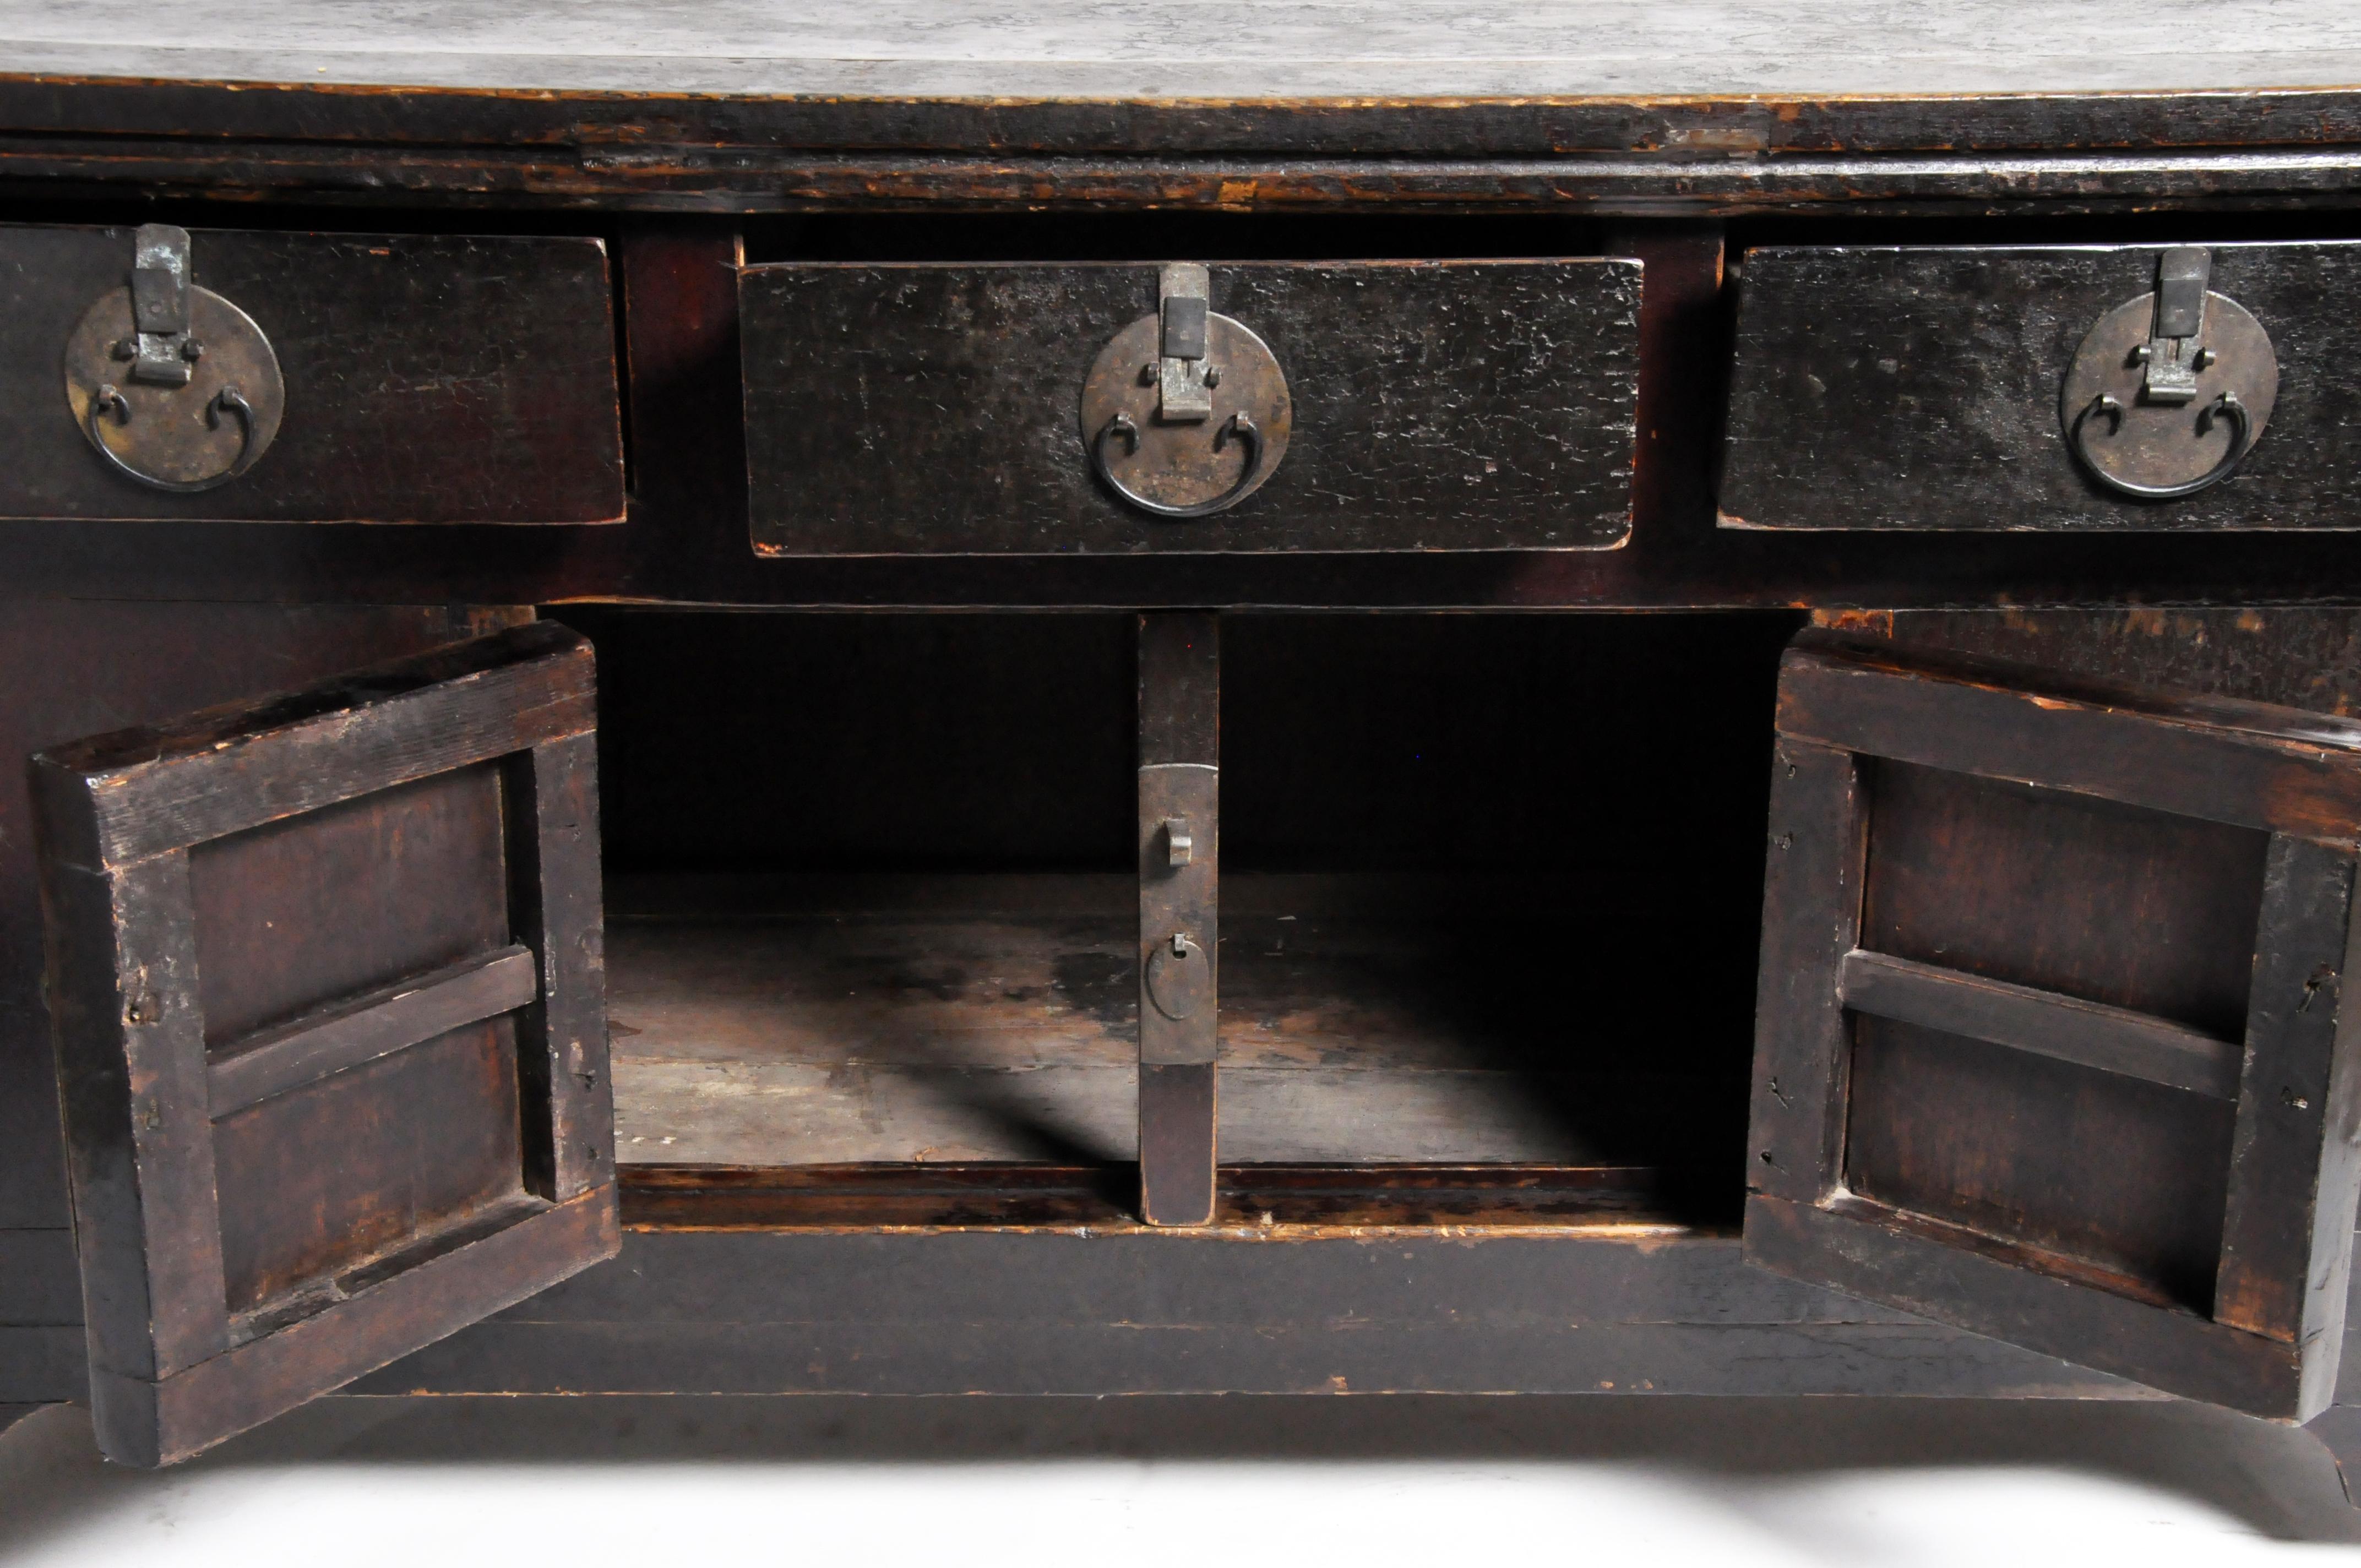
[1720,242,2361,532]
[0,226,623,522]
[741,259,1640,554]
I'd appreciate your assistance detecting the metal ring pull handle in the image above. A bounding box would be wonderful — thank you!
[1091,410,1265,520]
[86,382,262,494]
[2069,390,2251,501]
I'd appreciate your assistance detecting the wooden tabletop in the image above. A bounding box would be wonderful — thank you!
[7,0,2361,100]
[6,1,2361,205]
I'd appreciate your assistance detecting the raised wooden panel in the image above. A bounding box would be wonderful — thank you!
[213,1019,523,1319]
[1863,760,2268,1038]
[32,622,616,1466]
[190,765,509,1043]
[1745,630,2361,1420]
[1847,1014,2238,1313]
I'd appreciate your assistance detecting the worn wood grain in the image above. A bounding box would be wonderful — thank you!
[12,143,2361,216]
[1745,625,2361,1417]
[97,1185,614,1467]
[342,1227,2138,1401]
[213,1020,526,1319]
[13,2,2361,178]
[1745,739,1862,1206]
[34,853,228,1385]
[31,622,618,1465]
[0,602,531,1237]
[1836,950,2244,1100]
[206,946,537,1117]
[1776,633,2361,842]
[1826,609,2361,720]
[742,260,1638,554]
[1724,243,2361,532]
[504,733,613,1204]
[11,3,2361,101]
[188,765,512,1044]
[0,226,621,524]
[1748,1193,2306,1418]
[1843,1014,2238,1317]
[617,1163,1701,1232]
[1861,759,2268,1038]
[37,622,595,869]
[1137,612,1219,1224]
[604,885,1743,1169]
[2215,837,2361,1366]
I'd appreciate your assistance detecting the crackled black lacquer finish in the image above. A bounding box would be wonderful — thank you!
[741,260,1639,554]
[1723,243,2361,532]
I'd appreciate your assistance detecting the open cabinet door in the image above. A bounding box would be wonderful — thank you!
[32,623,614,1465]
[1747,631,2361,1420]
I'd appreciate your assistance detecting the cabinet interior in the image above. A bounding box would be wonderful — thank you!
[556,607,1800,1227]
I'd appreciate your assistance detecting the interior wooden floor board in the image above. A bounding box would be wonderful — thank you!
[606,875,1750,1166]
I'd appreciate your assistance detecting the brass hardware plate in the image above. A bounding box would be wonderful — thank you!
[2061,247,2278,501]
[1080,265,1291,519]
[63,225,285,492]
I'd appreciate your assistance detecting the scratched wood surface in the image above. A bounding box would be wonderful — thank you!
[8,2,2359,100]
[0,226,623,523]
[605,875,1747,1168]
[1722,243,2361,532]
[741,260,1639,554]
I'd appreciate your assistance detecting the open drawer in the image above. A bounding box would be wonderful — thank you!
[1720,242,2361,531]
[739,258,1641,554]
[0,224,624,522]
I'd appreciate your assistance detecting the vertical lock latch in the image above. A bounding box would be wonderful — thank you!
[128,224,196,388]
[2140,247,2212,406]
[1157,263,1214,422]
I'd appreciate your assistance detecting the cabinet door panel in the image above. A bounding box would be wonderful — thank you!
[33,622,615,1464]
[1745,631,2361,1419]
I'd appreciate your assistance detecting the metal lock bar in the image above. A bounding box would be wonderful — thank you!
[127,224,197,388]
[1156,263,1215,422]
[1163,816,1193,867]
[2138,246,2212,406]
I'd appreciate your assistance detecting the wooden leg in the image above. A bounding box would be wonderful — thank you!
[1138,613,1218,1227]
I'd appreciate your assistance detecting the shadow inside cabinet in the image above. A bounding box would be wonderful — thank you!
[546,607,1803,1232]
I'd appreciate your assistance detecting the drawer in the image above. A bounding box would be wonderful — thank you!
[0,224,624,522]
[1719,242,2361,532]
[740,259,1640,554]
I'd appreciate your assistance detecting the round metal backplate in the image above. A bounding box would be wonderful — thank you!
[1079,312,1291,516]
[63,284,286,490]
[1146,935,1210,1022]
[2060,290,2277,495]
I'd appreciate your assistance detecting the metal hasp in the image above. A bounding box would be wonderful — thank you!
[128,225,197,387]
[63,224,286,492]
[1080,266,1292,519]
[2060,246,2278,501]
[1157,264,1215,421]
[2139,246,2212,404]
[1137,612,1219,1227]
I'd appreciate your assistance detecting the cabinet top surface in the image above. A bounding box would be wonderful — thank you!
[7,0,2361,100]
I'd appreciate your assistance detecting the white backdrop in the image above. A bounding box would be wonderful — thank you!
[2,1394,2358,1565]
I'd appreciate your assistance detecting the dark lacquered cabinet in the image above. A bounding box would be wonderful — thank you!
[10,5,2361,1513]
